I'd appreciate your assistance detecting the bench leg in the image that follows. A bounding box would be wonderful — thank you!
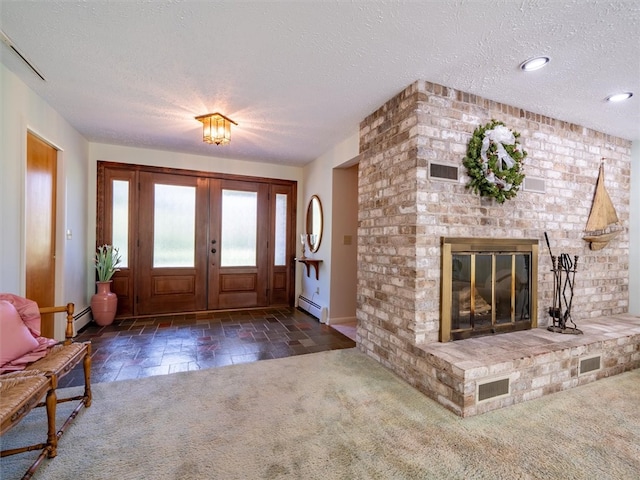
[83,343,92,408]
[45,375,58,458]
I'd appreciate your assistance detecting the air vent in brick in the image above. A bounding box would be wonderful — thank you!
[429,163,458,181]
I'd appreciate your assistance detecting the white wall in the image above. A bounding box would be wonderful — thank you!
[1,63,90,339]
[630,140,639,314]
[330,164,358,323]
[300,131,359,321]
[1,62,309,337]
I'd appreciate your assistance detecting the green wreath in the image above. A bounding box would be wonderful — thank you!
[463,120,526,203]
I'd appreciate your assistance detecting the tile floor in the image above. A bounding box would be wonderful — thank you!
[60,307,356,388]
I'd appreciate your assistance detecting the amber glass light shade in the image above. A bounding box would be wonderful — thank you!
[195,112,238,145]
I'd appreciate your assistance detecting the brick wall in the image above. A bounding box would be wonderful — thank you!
[357,80,631,373]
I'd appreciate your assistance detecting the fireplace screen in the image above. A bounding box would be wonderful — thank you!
[441,238,538,342]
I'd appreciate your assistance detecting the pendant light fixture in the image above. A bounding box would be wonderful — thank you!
[195,112,238,145]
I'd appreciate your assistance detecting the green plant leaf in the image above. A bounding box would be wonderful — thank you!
[94,244,122,282]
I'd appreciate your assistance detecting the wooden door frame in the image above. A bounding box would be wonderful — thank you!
[96,161,297,316]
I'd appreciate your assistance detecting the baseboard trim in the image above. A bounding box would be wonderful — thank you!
[327,316,357,325]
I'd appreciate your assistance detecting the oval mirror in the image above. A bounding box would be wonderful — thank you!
[306,195,323,253]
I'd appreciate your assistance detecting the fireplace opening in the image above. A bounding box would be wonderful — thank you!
[440,238,538,342]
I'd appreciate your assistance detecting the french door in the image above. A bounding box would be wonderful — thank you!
[136,172,209,314]
[97,162,296,317]
[207,179,269,310]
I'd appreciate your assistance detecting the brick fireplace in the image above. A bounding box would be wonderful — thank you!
[356,80,636,416]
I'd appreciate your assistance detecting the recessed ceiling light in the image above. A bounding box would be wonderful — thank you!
[605,92,633,102]
[520,56,550,72]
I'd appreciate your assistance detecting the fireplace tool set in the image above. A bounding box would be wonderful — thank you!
[544,232,583,334]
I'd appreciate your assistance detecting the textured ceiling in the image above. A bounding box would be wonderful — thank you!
[1,1,638,167]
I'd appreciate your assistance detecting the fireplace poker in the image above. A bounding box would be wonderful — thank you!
[545,233,562,323]
[544,232,554,260]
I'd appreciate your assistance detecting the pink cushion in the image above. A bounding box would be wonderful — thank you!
[0,293,42,336]
[0,300,40,367]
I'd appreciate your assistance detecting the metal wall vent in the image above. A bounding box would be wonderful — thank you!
[523,176,546,193]
[429,162,459,182]
[477,377,510,402]
[579,355,601,375]
[0,29,46,81]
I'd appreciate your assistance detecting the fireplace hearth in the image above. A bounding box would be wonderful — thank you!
[440,237,538,342]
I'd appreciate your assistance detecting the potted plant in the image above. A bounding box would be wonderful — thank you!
[90,245,122,326]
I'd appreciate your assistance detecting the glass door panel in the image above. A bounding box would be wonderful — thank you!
[495,254,514,324]
[474,254,493,327]
[220,190,257,267]
[112,179,129,268]
[515,254,531,320]
[274,193,287,266]
[153,184,196,268]
[451,254,471,331]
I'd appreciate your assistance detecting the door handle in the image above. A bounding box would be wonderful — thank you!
[211,239,217,244]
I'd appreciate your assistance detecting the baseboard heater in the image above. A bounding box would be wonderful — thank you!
[75,306,92,321]
[298,295,327,323]
[73,306,93,333]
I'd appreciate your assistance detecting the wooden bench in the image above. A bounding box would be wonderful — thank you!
[0,371,58,478]
[0,302,91,479]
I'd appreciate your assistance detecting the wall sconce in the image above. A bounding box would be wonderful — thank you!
[195,112,238,145]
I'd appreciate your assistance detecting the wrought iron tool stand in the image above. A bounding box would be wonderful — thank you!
[545,233,582,334]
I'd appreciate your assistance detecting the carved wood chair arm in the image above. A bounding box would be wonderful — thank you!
[38,303,75,345]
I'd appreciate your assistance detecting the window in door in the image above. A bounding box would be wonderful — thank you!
[220,189,257,267]
[274,193,287,266]
[153,184,196,268]
[112,179,129,268]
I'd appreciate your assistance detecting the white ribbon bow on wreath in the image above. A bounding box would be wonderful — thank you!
[480,125,518,191]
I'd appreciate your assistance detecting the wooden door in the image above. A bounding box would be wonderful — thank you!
[208,180,269,309]
[269,184,295,306]
[25,132,57,337]
[136,172,209,314]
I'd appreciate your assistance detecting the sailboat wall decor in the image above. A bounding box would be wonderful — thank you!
[583,160,622,251]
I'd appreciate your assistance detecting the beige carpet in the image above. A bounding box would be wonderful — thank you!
[1,348,639,480]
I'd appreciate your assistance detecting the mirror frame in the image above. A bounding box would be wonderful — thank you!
[306,195,323,253]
